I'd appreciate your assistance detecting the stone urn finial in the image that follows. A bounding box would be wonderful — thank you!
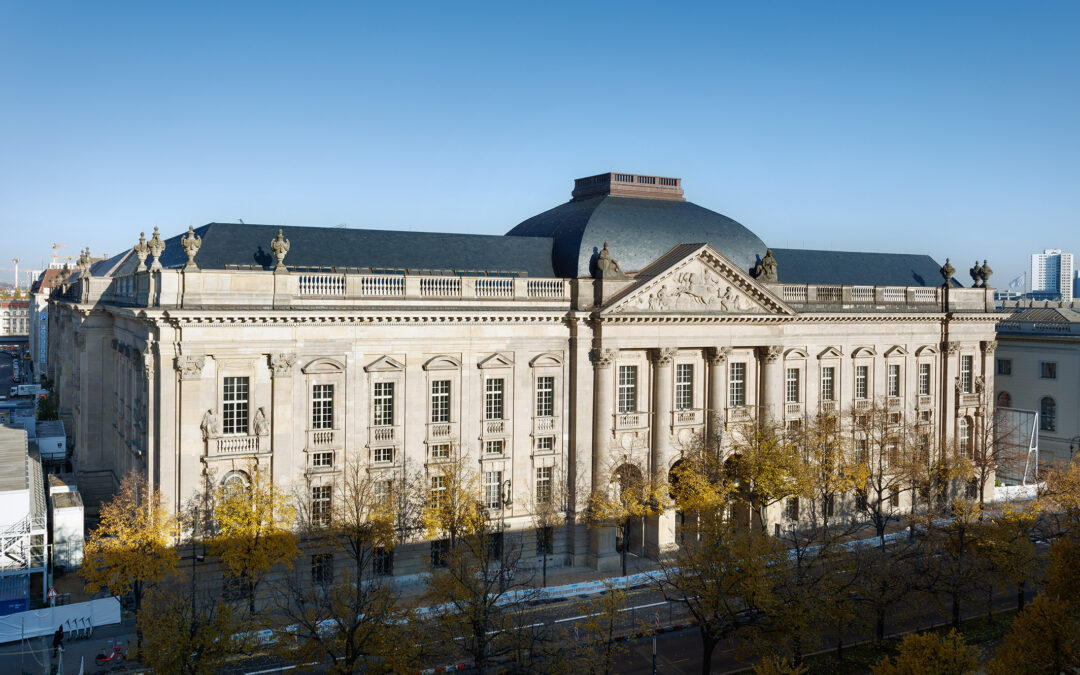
[969,260,981,287]
[76,247,92,277]
[270,228,290,273]
[978,259,993,287]
[133,232,149,272]
[180,225,202,271]
[940,258,955,286]
[147,226,166,271]
[58,263,70,291]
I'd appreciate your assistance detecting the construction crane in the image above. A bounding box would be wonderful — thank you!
[50,243,66,266]
[10,259,17,293]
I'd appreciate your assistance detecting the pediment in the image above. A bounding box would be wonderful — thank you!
[851,347,877,359]
[364,355,405,372]
[529,352,563,368]
[817,346,843,359]
[602,244,794,316]
[784,347,809,359]
[423,355,461,371]
[478,353,514,369]
[884,346,908,358]
[302,357,345,374]
[915,345,938,356]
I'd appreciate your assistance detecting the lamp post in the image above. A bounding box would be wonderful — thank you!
[499,479,512,592]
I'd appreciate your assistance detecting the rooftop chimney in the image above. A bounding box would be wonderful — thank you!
[571,173,684,202]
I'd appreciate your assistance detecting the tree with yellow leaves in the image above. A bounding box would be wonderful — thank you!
[585,456,670,577]
[422,445,485,551]
[872,629,979,675]
[140,577,249,675]
[82,471,178,653]
[988,593,1080,674]
[725,418,803,533]
[209,468,299,613]
[911,500,992,629]
[978,504,1040,612]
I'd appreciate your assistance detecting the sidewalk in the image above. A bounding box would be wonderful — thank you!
[0,615,141,675]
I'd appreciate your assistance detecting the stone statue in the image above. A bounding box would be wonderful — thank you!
[133,232,149,272]
[975,374,986,394]
[270,229,291,272]
[752,249,778,282]
[253,407,270,436]
[978,260,992,287]
[594,242,628,280]
[147,226,166,271]
[76,247,92,278]
[940,258,955,286]
[180,225,202,271]
[200,409,220,441]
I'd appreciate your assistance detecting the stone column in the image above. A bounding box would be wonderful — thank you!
[758,345,784,422]
[175,353,206,513]
[269,352,297,485]
[646,348,677,558]
[589,348,619,571]
[706,347,731,446]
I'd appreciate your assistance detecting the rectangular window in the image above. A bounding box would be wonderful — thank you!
[373,547,393,577]
[311,451,334,468]
[996,359,1012,376]
[855,439,868,465]
[1041,361,1057,379]
[536,527,554,556]
[488,532,504,561]
[855,490,868,511]
[675,364,694,411]
[785,368,800,404]
[888,365,900,398]
[786,497,799,521]
[484,471,503,509]
[430,380,450,423]
[821,367,835,402]
[485,378,504,420]
[430,443,450,460]
[617,366,637,414]
[536,376,554,417]
[430,476,446,510]
[535,436,554,453]
[430,539,448,568]
[886,440,899,467]
[374,446,394,463]
[485,439,503,455]
[373,382,394,426]
[374,480,391,505]
[311,384,334,430]
[729,362,746,407]
[855,366,868,400]
[890,489,900,508]
[311,553,333,587]
[536,466,552,504]
[825,494,835,518]
[961,355,973,393]
[312,485,332,528]
[919,364,931,396]
[222,376,249,435]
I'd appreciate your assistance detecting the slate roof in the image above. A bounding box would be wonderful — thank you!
[506,195,767,278]
[1000,307,1080,323]
[93,223,557,278]
[769,248,959,288]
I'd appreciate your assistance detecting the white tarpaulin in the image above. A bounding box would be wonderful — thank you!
[0,596,121,643]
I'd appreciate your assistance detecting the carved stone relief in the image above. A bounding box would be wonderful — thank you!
[175,355,206,380]
[269,352,297,377]
[621,260,758,313]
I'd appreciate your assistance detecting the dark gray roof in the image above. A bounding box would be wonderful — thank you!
[505,195,767,278]
[94,223,557,277]
[769,248,957,287]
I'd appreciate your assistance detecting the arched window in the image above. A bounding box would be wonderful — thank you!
[221,470,250,498]
[1040,397,1057,432]
[958,417,972,457]
[996,391,1012,408]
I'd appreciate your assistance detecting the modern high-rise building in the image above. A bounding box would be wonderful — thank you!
[1030,249,1074,300]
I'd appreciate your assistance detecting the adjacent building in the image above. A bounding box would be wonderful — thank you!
[29,268,64,384]
[0,424,47,613]
[995,307,1080,466]
[0,300,29,338]
[1030,249,1074,301]
[46,172,998,572]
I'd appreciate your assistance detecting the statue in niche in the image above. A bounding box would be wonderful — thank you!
[200,409,220,441]
[253,407,270,436]
[594,242,628,280]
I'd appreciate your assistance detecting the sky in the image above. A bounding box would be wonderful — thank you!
[1,1,1077,289]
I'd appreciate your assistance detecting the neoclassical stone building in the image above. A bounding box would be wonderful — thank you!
[48,173,998,572]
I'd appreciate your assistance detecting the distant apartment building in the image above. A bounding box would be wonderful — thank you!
[0,301,29,337]
[1031,249,1074,301]
[29,269,63,383]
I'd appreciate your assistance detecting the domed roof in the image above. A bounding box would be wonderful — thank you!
[505,173,767,278]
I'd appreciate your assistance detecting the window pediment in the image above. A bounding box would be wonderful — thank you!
[784,347,808,359]
[364,355,405,373]
[817,346,843,359]
[915,345,938,356]
[302,357,345,374]
[423,355,461,371]
[851,347,877,359]
[884,346,908,358]
[529,352,563,368]
[478,353,514,369]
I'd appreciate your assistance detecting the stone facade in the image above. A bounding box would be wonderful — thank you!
[47,175,999,573]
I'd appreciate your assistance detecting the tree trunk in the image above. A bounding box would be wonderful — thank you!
[1017,580,1026,611]
[542,553,547,587]
[700,634,717,675]
[621,521,628,577]
[952,595,960,629]
[876,608,885,642]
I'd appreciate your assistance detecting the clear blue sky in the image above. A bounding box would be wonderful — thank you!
[1,1,1077,288]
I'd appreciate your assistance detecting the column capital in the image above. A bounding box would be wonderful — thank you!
[943,341,961,354]
[174,355,205,380]
[706,346,732,364]
[269,352,297,378]
[649,347,677,367]
[757,345,783,363]
[981,340,997,354]
[589,348,616,368]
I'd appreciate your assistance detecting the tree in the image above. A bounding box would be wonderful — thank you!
[725,418,803,533]
[584,457,669,577]
[140,577,249,675]
[913,500,991,629]
[962,384,1024,508]
[847,402,918,547]
[35,390,58,420]
[421,446,485,551]
[851,540,921,643]
[1039,459,1080,537]
[871,629,978,675]
[531,462,569,587]
[988,594,1080,674]
[275,460,418,673]
[208,468,299,613]
[978,505,1039,611]
[82,472,178,653]
[656,513,784,675]
[558,582,633,675]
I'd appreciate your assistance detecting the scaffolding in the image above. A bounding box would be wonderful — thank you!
[0,439,48,611]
